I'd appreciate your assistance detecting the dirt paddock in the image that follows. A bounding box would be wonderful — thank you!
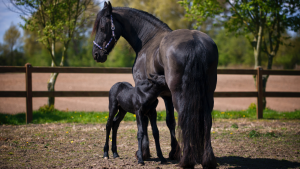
[0,73,300,114]
[0,119,300,168]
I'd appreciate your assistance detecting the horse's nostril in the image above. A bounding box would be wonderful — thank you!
[94,52,99,59]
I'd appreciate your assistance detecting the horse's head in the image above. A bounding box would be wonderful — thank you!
[92,1,120,63]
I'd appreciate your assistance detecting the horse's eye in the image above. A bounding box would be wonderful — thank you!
[100,27,105,32]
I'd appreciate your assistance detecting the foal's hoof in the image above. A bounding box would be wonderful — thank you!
[104,157,108,160]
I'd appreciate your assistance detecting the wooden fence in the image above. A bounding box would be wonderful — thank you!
[1,63,300,123]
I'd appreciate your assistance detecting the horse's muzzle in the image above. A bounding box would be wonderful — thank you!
[94,52,107,63]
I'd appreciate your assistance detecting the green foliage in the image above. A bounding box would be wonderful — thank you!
[12,0,98,66]
[112,0,193,30]
[248,103,256,110]
[179,0,300,70]
[38,105,55,114]
[273,36,300,69]
[0,23,25,66]
[214,29,254,66]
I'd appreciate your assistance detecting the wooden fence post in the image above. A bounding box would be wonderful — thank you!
[25,63,32,124]
[256,66,263,119]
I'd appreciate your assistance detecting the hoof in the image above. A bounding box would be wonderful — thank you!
[138,162,145,166]
[135,151,138,160]
[160,158,167,164]
[104,157,108,160]
[113,154,120,159]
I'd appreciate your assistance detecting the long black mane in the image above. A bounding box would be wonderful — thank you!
[92,7,172,36]
[115,7,172,31]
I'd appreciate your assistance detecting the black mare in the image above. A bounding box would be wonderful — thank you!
[92,2,218,168]
[104,74,168,164]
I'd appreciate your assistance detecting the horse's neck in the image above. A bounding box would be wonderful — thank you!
[114,9,170,53]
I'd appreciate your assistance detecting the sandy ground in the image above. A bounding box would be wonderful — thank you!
[0,73,299,114]
[1,120,300,168]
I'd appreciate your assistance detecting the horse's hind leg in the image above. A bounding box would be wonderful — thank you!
[103,102,119,159]
[111,108,126,158]
[162,96,180,160]
[149,109,167,163]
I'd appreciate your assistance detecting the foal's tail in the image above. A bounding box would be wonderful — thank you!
[177,38,216,167]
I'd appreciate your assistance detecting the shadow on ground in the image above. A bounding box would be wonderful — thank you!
[217,156,300,169]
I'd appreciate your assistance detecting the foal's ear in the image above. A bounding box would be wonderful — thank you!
[149,73,158,79]
[156,75,167,86]
[147,78,157,84]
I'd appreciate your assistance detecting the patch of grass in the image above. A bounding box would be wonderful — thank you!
[248,130,278,138]
[0,103,299,125]
[249,130,261,138]
[212,103,300,120]
[0,106,172,125]
[231,123,239,129]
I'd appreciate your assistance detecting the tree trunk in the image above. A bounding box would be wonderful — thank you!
[253,21,266,108]
[47,41,58,107]
[261,52,276,109]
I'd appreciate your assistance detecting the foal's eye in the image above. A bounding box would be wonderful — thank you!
[100,27,105,32]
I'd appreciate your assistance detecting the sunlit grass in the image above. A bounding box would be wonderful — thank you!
[0,104,299,125]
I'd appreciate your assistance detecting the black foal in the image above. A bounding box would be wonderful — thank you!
[103,74,168,164]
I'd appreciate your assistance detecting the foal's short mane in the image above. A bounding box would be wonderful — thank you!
[92,7,172,36]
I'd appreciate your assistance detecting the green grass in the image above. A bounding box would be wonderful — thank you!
[212,108,300,120]
[0,105,172,125]
[0,104,299,125]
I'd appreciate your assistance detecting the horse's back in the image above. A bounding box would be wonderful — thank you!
[109,82,133,102]
[159,29,218,89]
[160,29,218,66]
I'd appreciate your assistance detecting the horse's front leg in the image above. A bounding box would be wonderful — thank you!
[135,110,145,165]
[162,96,180,160]
[141,115,151,160]
[149,108,167,163]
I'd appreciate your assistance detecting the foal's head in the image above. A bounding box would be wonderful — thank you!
[147,74,168,91]
[92,1,120,62]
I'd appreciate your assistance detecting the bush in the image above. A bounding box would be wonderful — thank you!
[38,105,55,114]
[248,103,256,110]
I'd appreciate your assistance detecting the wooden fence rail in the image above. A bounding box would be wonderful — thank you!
[1,63,300,123]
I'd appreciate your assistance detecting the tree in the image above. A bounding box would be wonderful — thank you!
[3,23,21,65]
[179,0,300,108]
[10,0,99,107]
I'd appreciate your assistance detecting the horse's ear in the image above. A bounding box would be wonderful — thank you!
[107,1,112,14]
[104,1,108,8]
[103,1,112,15]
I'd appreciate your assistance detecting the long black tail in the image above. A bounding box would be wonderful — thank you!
[177,38,213,167]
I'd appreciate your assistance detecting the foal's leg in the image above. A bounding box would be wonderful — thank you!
[162,96,180,160]
[135,110,145,165]
[149,109,167,163]
[103,102,119,159]
[111,108,126,158]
